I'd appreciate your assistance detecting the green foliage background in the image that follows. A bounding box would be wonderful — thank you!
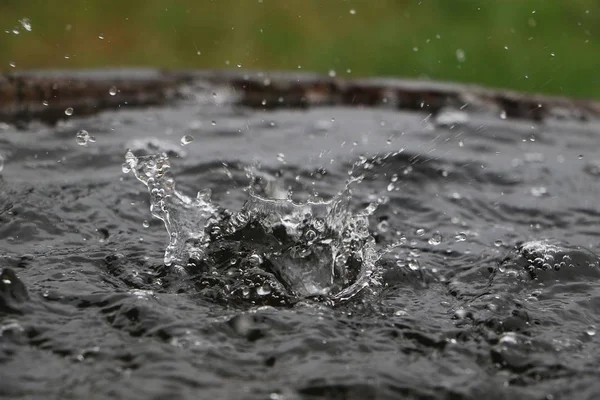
[1,1,598,98]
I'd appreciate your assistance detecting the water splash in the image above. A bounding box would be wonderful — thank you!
[124,151,379,301]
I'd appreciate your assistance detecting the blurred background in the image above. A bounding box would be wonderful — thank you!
[1,0,598,99]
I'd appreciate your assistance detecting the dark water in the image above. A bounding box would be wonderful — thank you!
[2,90,600,400]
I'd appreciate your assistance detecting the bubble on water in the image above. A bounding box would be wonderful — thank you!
[109,86,117,96]
[76,130,95,146]
[180,135,194,146]
[65,107,74,116]
[455,232,467,242]
[428,232,442,245]
[19,18,32,32]
[455,49,466,62]
[247,254,263,268]
[377,220,390,233]
[586,327,596,336]
[142,220,150,228]
[256,285,272,296]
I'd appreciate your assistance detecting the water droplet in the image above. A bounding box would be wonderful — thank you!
[121,163,131,174]
[579,155,584,160]
[394,310,408,316]
[349,9,356,15]
[428,232,442,245]
[305,229,317,242]
[109,86,117,96]
[180,135,194,146]
[256,284,272,296]
[0,154,4,173]
[455,49,466,62]
[500,110,507,120]
[586,327,596,336]
[416,228,426,236]
[19,18,32,32]
[42,101,49,106]
[142,220,150,228]
[65,107,74,116]
[276,153,286,163]
[98,33,104,40]
[247,254,263,268]
[328,69,336,77]
[211,121,216,126]
[494,239,503,247]
[455,232,467,242]
[76,130,95,146]
[408,260,420,271]
[8,61,16,68]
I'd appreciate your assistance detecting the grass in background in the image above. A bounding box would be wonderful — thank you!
[0,0,598,99]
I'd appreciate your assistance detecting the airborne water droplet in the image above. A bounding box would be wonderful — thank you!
[109,86,117,96]
[0,154,4,172]
[19,18,32,32]
[142,220,150,228]
[65,107,74,116]
[494,239,503,247]
[180,135,194,146]
[8,61,16,68]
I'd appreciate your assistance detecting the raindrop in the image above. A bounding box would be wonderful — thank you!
[19,18,32,32]
[180,135,194,146]
[75,130,95,146]
[142,220,150,228]
[65,107,74,116]
[109,86,117,96]
[428,232,442,245]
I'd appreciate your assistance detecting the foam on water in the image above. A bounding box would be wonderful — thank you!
[124,150,379,301]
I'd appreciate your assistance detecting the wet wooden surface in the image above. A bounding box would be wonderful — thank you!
[1,69,599,124]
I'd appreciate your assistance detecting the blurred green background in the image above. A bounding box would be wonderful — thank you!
[1,0,598,99]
